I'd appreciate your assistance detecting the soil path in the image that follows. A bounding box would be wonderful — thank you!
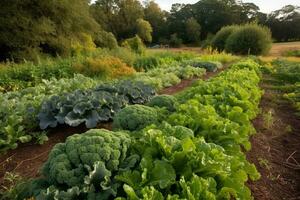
[247,76,300,200]
[0,67,224,186]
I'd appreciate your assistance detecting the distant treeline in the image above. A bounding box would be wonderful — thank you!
[0,0,299,61]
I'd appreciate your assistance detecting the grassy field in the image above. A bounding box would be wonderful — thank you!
[270,41,300,56]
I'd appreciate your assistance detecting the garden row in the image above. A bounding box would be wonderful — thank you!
[272,60,300,116]
[9,59,262,199]
[0,49,196,93]
[0,56,230,153]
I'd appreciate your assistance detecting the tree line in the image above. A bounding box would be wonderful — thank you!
[0,0,299,61]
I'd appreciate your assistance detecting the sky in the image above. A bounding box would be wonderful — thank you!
[155,0,300,13]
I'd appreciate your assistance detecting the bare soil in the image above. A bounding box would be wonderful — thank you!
[247,77,300,200]
[0,68,223,187]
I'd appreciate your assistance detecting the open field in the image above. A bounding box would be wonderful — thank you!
[150,41,300,58]
[270,41,300,56]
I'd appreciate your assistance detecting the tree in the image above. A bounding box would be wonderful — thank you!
[265,5,300,42]
[185,17,201,44]
[0,0,99,61]
[136,19,153,43]
[144,0,167,43]
[92,0,144,40]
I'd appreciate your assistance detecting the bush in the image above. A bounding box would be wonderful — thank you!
[169,33,183,48]
[225,24,272,55]
[211,25,238,51]
[73,57,135,78]
[147,95,178,112]
[71,33,96,56]
[113,105,158,131]
[122,36,145,54]
[94,31,118,49]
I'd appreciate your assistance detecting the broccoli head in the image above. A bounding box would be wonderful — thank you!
[113,105,158,131]
[42,129,131,188]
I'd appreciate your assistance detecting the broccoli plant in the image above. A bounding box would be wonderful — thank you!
[25,129,138,200]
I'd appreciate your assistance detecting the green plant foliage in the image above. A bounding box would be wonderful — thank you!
[272,60,300,84]
[182,59,223,72]
[225,24,272,55]
[211,25,238,51]
[38,81,155,129]
[94,30,118,49]
[0,74,99,153]
[22,129,133,199]
[136,19,153,43]
[272,60,300,116]
[283,50,300,57]
[16,59,262,200]
[113,105,159,131]
[0,59,74,92]
[133,51,196,71]
[133,65,206,90]
[122,36,145,54]
[169,34,183,48]
[0,0,99,61]
[147,95,178,112]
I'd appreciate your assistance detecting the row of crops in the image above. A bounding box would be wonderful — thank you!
[9,59,263,199]
[272,60,300,116]
[0,58,228,153]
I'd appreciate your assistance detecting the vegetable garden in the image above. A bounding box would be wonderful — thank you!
[0,50,300,200]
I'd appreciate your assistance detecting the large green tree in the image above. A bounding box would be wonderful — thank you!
[91,0,144,40]
[144,0,167,43]
[265,5,300,41]
[185,17,201,43]
[0,0,99,61]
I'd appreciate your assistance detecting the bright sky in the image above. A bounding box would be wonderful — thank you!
[155,0,300,13]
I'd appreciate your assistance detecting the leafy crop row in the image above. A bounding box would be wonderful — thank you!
[38,81,155,129]
[272,60,300,116]
[14,59,262,199]
[0,63,206,153]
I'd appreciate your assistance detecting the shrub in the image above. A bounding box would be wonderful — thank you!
[113,105,158,131]
[73,57,135,78]
[211,25,238,51]
[94,31,118,49]
[147,95,178,112]
[122,36,145,54]
[225,24,272,55]
[136,19,153,43]
[169,33,183,48]
[71,33,96,56]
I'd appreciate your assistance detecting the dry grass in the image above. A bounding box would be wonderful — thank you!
[269,41,300,56]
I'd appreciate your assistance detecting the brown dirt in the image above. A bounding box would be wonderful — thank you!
[0,68,224,187]
[247,77,300,200]
[159,67,227,95]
